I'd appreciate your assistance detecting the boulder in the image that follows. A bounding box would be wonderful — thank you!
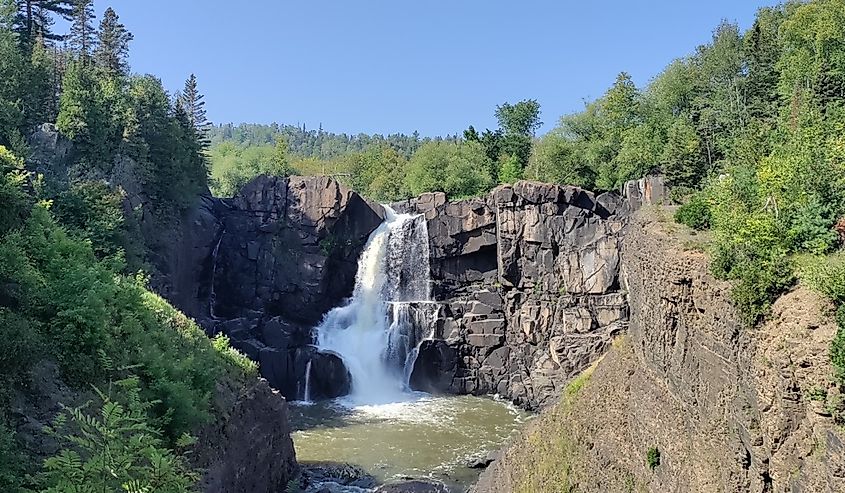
[308,350,351,400]
[195,379,297,493]
[409,340,459,393]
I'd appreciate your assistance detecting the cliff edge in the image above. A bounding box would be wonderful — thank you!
[473,209,845,492]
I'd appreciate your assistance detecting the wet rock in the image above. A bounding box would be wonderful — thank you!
[300,462,377,491]
[308,350,351,400]
[374,480,449,493]
[410,340,459,393]
[468,450,499,469]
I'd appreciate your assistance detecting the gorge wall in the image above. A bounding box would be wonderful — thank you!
[198,174,667,411]
[473,211,845,493]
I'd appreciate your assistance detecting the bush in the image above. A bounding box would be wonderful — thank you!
[646,446,661,470]
[0,423,27,493]
[40,385,199,493]
[0,199,254,442]
[674,192,711,230]
[800,252,845,304]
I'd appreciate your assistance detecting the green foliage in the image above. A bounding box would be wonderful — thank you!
[51,180,133,262]
[0,183,253,441]
[646,447,660,470]
[662,116,704,187]
[497,154,522,185]
[0,422,27,493]
[56,61,116,167]
[212,136,296,197]
[674,192,711,230]
[405,140,494,199]
[800,253,845,304]
[39,386,198,493]
[0,145,32,235]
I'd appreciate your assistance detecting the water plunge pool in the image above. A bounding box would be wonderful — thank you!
[290,394,530,491]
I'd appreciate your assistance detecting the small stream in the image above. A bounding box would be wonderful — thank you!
[290,394,529,491]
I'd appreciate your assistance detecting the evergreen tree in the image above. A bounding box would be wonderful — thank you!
[24,32,56,125]
[67,0,93,61]
[94,7,131,76]
[178,74,210,147]
[56,61,113,164]
[12,0,73,43]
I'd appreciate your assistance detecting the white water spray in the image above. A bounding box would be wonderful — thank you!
[316,206,437,405]
[303,360,313,403]
[209,232,225,319]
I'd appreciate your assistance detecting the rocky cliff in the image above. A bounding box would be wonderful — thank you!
[396,181,630,409]
[197,174,670,411]
[472,210,845,492]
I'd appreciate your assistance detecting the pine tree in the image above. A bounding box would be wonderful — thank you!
[178,73,210,148]
[67,0,94,62]
[94,7,131,76]
[12,0,73,43]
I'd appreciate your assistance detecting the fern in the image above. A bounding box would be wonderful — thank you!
[39,387,199,493]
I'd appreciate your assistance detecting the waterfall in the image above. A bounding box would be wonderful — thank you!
[316,206,436,404]
[303,360,313,403]
[209,232,225,319]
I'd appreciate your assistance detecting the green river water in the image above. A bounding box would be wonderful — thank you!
[289,393,530,491]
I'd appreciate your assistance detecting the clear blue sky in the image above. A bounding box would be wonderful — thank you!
[94,1,778,136]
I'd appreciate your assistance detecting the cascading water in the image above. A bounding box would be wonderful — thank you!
[316,206,437,404]
[208,232,225,319]
[303,360,313,403]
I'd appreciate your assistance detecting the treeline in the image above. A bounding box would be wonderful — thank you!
[209,99,542,198]
[0,1,253,491]
[1,0,211,215]
[209,122,454,160]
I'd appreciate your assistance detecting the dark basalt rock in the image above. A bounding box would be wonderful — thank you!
[409,340,459,393]
[398,180,631,409]
[212,175,384,325]
[308,350,351,400]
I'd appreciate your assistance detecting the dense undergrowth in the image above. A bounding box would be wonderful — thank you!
[0,145,257,491]
[0,0,257,490]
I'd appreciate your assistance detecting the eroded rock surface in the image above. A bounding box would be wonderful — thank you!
[399,181,628,409]
[472,211,845,493]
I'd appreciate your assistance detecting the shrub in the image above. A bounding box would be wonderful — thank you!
[39,385,199,493]
[800,252,845,304]
[0,423,27,493]
[646,446,661,470]
[674,192,711,230]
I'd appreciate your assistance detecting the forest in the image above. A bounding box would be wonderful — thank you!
[0,0,844,491]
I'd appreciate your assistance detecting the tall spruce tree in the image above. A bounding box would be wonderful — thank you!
[67,0,94,61]
[178,74,210,148]
[94,7,131,76]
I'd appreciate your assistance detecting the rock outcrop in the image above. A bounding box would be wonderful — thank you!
[399,181,628,409]
[212,175,384,324]
[194,379,298,493]
[472,210,845,493]
[200,175,382,401]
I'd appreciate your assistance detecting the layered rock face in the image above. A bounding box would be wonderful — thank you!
[400,181,629,409]
[473,211,845,492]
[212,175,384,323]
[203,175,383,400]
